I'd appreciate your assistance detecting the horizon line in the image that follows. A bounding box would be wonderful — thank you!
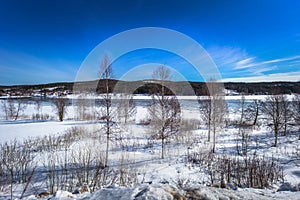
[1,78,299,87]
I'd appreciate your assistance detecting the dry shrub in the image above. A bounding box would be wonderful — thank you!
[188,150,283,189]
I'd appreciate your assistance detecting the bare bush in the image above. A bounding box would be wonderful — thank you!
[115,153,138,187]
[187,145,213,167]
[39,127,139,194]
[188,150,283,189]
[40,131,89,194]
[70,142,105,190]
[62,126,88,146]
[41,139,61,194]
[236,128,251,156]
[0,140,36,199]
[31,113,50,121]
[174,119,199,145]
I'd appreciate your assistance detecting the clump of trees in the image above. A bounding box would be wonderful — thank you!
[261,92,291,147]
[117,93,136,124]
[1,97,27,120]
[233,94,261,156]
[75,95,91,121]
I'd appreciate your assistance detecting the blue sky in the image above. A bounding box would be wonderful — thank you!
[0,0,300,85]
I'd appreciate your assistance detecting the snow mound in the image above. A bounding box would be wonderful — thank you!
[277,182,299,192]
[88,184,183,200]
[85,184,300,200]
[53,190,75,199]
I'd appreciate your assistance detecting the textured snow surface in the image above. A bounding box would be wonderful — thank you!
[24,184,300,200]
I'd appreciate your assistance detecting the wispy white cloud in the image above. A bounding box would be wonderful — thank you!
[206,46,249,68]
[221,71,300,83]
[235,55,300,69]
[236,57,255,69]
[206,45,300,82]
[248,66,278,75]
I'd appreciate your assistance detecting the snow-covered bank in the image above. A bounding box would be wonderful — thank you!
[0,120,98,142]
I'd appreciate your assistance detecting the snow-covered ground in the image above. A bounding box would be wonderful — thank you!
[0,95,299,200]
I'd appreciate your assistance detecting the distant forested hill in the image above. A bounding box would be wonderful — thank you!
[0,80,299,96]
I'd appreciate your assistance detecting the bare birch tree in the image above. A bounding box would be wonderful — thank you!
[1,99,9,120]
[281,95,291,136]
[199,79,226,153]
[244,99,260,127]
[292,93,300,139]
[34,97,42,120]
[198,94,212,142]
[99,54,114,167]
[75,95,91,121]
[261,93,289,146]
[52,97,68,121]
[148,66,181,159]
[236,94,251,156]
[117,93,136,124]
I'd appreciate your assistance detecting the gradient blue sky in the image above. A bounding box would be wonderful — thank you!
[0,0,299,85]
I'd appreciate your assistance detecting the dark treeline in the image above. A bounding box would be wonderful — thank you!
[0,80,299,96]
[224,81,300,95]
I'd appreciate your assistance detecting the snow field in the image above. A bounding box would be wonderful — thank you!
[0,96,300,199]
